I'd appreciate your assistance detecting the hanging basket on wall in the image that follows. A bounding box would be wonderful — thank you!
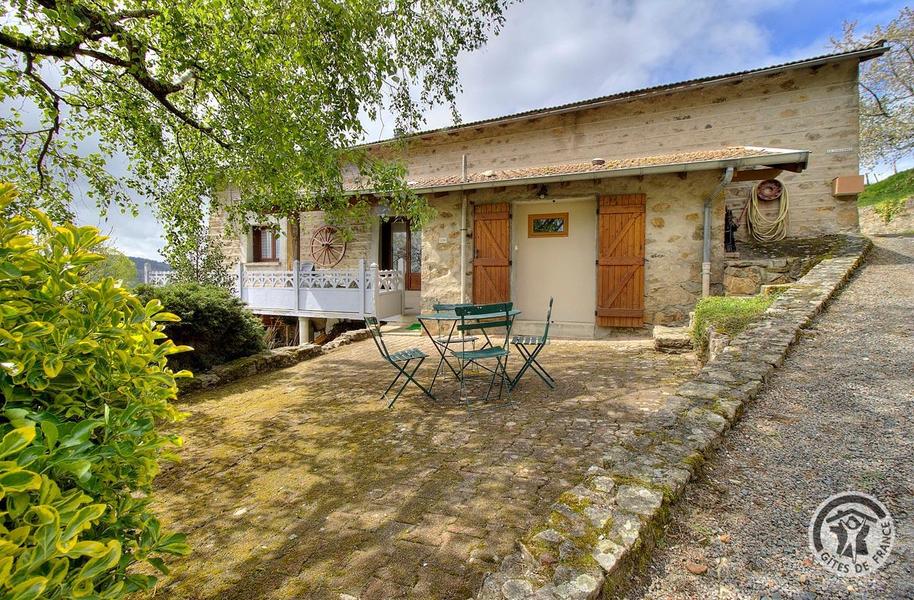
[309,226,347,268]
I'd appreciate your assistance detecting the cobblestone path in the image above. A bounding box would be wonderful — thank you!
[625,235,914,600]
[152,335,698,599]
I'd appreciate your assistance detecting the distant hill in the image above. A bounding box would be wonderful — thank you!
[129,256,170,282]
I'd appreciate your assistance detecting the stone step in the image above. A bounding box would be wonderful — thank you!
[652,325,693,354]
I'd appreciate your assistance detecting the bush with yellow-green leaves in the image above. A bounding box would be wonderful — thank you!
[0,183,190,599]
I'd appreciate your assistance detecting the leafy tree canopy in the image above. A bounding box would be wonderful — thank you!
[833,7,914,169]
[0,0,510,239]
[83,244,138,284]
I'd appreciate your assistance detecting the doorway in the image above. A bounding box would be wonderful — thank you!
[380,218,421,292]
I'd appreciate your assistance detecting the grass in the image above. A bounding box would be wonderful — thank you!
[858,168,914,207]
[691,295,775,357]
[858,168,914,223]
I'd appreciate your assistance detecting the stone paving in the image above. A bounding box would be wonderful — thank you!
[151,334,698,599]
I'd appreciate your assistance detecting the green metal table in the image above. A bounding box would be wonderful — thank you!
[417,308,521,393]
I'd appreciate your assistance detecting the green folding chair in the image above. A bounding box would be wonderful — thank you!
[365,316,435,408]
[451,302,515,407]
[511,297,555,390]
[428,302,478,389]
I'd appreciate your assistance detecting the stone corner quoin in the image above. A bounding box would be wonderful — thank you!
[475,234,873,600]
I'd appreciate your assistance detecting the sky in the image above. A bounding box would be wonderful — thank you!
[69,0,909,260]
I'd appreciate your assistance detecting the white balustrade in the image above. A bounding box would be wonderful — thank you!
[238,259,404,318]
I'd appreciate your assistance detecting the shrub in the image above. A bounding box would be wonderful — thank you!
[691,294,775,356]
[0,183,189,599]
[134,283,265,372]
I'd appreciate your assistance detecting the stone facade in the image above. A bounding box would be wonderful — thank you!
[421,171,725,326]
[370,59,863,239]
[295,211,374,271]
[213,54,868,332]
[207,205,375,272]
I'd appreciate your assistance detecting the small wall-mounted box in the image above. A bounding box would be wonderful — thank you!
[832,175,865,197]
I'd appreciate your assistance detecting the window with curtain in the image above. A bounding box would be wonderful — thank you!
[252,226,277,262]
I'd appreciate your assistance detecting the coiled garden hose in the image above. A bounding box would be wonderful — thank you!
[747,179,789,242]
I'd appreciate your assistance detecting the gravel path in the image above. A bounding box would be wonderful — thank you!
[624,235,914,600]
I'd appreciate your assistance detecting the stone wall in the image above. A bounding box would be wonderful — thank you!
[207,204,376,272]
[371,59,862,238]
[177,329,371,395]
[422,170,725,326]
[296,211,374,271]
[723,257,816,296]
[859,198,914,236]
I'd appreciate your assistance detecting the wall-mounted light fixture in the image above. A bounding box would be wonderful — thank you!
[536,184,548,199]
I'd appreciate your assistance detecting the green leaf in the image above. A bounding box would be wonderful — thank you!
[0,426,36,459]
[40,420,58,451]
[42,355,64,378]
[75,540,121,581]
[0,468,42,492]
[146,556,170,575]
[60,504,106,542]
[8,576,47,600]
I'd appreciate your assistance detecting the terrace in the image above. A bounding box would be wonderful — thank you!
[151,334,698,599]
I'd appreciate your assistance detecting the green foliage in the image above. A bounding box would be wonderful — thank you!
[160,226,233,289]
[858,168,914,207]
[83,246,138,286]
[134,283,265,372]
[0,184,189,599]
[691,295,775,356]
[0,0,509,239]
[833,8,914,169]
[858,168,914,223]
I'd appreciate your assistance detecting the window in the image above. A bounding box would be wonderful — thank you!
[528,212,569,238]
[252,226,278,262]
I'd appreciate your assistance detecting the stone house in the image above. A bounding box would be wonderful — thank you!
[212,43,885,340]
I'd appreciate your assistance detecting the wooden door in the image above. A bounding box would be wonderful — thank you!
[473,203,510,304]
[597,194,645,327]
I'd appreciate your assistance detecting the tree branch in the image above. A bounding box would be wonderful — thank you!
[0,6,231,150]
[23,53,61,190]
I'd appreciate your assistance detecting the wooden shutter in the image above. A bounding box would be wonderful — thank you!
[473,203,510,304]
[252,227,263,262]
[597,194,645,327]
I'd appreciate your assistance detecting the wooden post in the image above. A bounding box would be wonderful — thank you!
[358,259,367,317]
[293,259,300,312]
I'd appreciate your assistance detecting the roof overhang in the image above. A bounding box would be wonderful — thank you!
[375,147,810,195]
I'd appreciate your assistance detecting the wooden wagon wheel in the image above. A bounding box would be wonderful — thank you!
[309,226,347,268]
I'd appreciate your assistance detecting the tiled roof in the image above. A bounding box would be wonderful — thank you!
[378,146,806,192]
[360,42,886,148]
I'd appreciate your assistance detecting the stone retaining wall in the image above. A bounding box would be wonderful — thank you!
[723,256,818,296]
[177,329,371,395]
[859,199,914,236]
[476,235,872,600]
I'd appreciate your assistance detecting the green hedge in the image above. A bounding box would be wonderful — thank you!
[691,294,775,356]
[134,283,266,372]
[0,183,188,599]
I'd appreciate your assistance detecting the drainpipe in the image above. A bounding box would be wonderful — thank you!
[460,154,468,303]
[702,166,734,297]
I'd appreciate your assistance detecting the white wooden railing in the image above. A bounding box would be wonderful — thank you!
[142,259,404,319]
[238,259,403,318]
[142,264,176,286]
